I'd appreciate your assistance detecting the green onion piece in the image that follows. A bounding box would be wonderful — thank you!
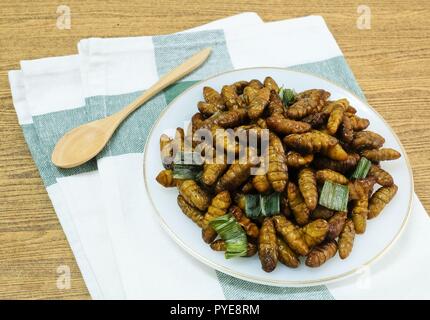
[260,192,281,216]
[209,214,248,259]
[244,194,261,219]
[351,157,372,179]
[173,152,203,165]
[319,181,349,212]
[279,87,296,106]
[172,164,202,179]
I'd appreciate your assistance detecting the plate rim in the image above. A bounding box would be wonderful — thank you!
[143,67,413,287]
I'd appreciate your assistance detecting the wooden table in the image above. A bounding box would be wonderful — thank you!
[0,0,429,299]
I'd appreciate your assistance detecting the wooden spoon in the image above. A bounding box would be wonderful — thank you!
[52,47,212,168]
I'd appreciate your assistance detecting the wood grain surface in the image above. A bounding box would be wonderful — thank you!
[0,0,429,300]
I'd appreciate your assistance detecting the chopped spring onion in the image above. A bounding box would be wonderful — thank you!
[172,164,202,180]
[319,181,349,212]
[351,157,372,179]
[279,87,296,106]
[244,192,281,218]
[209,214,248,259]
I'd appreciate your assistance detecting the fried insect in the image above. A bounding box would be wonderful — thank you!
[248,79,263,89]
[248,87,271,119]
[156,169,177,187]
[178,180,211,211]
[313,153,360,174]
[327,104,344,135]
[243,86,259,105]
[258,218,278,272]
[241,180,254,193]
[348,178,375,200]
[221,85,240,109]
[277,237,300,268]
[232,81,249,94]
[191,112,205,132]
[201,162,228,186]
[351,197,369,234]
[351,131,385,150]
[273,215,309,256]
[339,115,354,143]
[287,182,310,226]
[197,101,224,116]
[205,108,247,128]
[310,205,335,220]
[203,86,224,105]
[264,76,279,92]
[327,212,347,240]
[347,113,369,131]
[230,205,259,238]
[285,151,314,168]
[160,134,173,168]
[302,112,328,129]
[286,89,330,119]
[215,155,257,193]
[268,91,285,115]
[323,143,349,161]
[361,148,401,162]
[267,133,288,192]
[177,195,204,228]
[252,174,271,193]
[302,219,329,248]
[305,240,338,268]
[368,185,398,219]
[283,130,338,154]
[266,114,311,135]
[368,164,394,187]
[298,168,318,211]
[201,191,232,243]
[322,99,349,114]
[338,219,355,259]
[210,239,257,257]
[280,193,292,218]
[316,169,349,185]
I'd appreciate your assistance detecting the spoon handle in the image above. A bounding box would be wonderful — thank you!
[114,47,212,123]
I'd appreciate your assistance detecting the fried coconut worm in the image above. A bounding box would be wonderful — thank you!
[215,154,258,193]
[211,240,257,257]
[287,182,310,226]
[305,240,338,268]
[266,114,311,135]
[268,91,285,115]
[368,164,394,187]
[283,130,338,154]
[177,195,204,228]
[351,131,385,150]
[302,219,329,248]
[277,237,300,268]
[263,76,279,92]
[316,169,349,185]
[368,185,398,219]
[230,205,259,238]
[178,180,211,211]
[273,215,309,256]
[258,218,278,272]
[313,153,360,174]
[326,212,347,240]
[338,219,355,259]
[286,89,330,119]
[156,169,177,187]
[327,104,344,135]
[285,151,314,168]
[248,87,271,119]
[267,134,288,192]
[201,191,232,243]
[361,148,401,162]
[298,168,318,211]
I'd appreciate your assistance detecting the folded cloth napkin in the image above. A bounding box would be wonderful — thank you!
[8,13,430,300]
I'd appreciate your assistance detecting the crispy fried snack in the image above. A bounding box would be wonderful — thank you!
[348,178,375,200]
[156,169,177,187]
[215,160,256,193]
[268,91,285,115]
[241,180,254,193]
[266,114,311,135]
[248,87,271,119]
[305,240,338,268]
[172,127,185,152]
[339,115,354,143]
[283,130,338,154]
[287,182,310,226]
[258,218,278,272]
[316,169,349,185]
[160,134,173,168]
[248,79,264,89]
[201,161,228,186]
[197,101,224,116]
[177,195,204,228]
[243,86,259,105]
[221,85,240,109]
[273,215,309,256]
[280,193,292,218]
[352,131,385,150]
[368,185,398,219]
[203,86,224,105]
[178,180,211,211]
[252,174,271,193]
[313,153,360,174]
[310,205,335,220]
[201,191,232,243]
[205,109,247,128]
[327,212,347,240]
[368,164,394,187]
[285,151,314,168]
[323,143,349,161]
[347,113,370,131]
[351,197,369,234]
[338,219,355,259]
[257,118,268,129]
[232,81,249,94]
[327,104,344,135]
[287,89,330,119]
[210,239,257,257]
[191,112,205,132]
[277,237,300,268]
[230,205,259,238]
[264,76,279,92]
[267,134,288,192]
[298,168,318,211]
[302,112,328,129]
[302,219,329,247]
[361,148,401,161]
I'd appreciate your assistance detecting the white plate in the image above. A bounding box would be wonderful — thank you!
[144,68,413,287]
